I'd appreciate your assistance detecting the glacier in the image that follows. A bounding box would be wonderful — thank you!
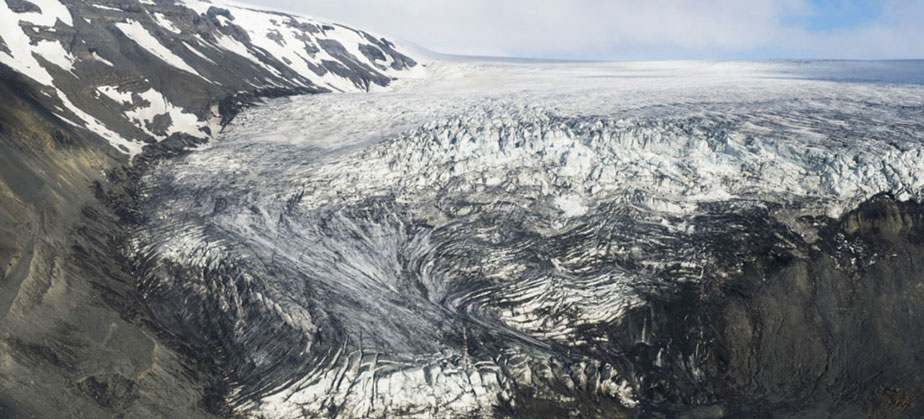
[1,0,923,416]
[132,59,924,417]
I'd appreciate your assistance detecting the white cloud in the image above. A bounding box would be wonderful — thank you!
[247,0,924,59]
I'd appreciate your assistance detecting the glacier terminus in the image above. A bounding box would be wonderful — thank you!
[137,59,924,417]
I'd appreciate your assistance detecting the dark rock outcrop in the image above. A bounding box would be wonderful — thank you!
[0,65,220,418]
[629,195,924,418]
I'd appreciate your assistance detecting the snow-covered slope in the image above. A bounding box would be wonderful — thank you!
[0,0,422,157]
[134,60,924,417]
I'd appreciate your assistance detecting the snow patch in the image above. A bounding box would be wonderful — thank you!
[182,41,215,64]
[98,85,208,140]
[0,0,55,85]
[17,0,72,27]
[96,85,134,104]
[153,12,182,34]
[32,39,76,72]
[115,20,205,79]
[90,50,113,66]
[90,4,122,12]
[56,89,142,156]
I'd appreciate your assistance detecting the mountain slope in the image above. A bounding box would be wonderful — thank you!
[0,1,420,417]
[0,0,420,157]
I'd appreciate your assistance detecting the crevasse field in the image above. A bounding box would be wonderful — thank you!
[134,59,924,417]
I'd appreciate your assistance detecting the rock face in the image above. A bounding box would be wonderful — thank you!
[628,195,924,418]
[0,64,220,418]
[0,1,419,417]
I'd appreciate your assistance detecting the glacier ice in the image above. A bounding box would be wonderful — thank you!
[133,60,924,417]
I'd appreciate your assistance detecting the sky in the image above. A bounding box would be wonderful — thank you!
[248,0,924,60]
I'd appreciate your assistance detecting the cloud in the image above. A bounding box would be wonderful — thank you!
[247,0,924,59]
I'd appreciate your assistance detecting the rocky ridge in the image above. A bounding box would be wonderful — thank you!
[0,0,420,157]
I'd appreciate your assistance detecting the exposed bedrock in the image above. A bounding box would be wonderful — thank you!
[632,195,924,418]
[0,69,222,418]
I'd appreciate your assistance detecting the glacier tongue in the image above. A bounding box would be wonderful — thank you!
[134,60,924,417]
